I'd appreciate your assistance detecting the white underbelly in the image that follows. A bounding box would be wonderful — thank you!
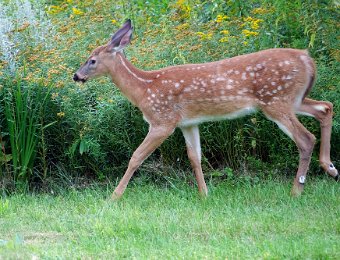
[178,106,256,127]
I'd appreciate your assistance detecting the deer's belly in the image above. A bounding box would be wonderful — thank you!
[178,106,256,127]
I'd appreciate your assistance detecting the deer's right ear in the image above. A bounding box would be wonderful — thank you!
[107,19,133,53]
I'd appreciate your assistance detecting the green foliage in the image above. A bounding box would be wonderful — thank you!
[0,0,339,191]
[0,75,52,191]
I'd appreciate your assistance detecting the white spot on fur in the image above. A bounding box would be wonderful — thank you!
[313,105,327,113]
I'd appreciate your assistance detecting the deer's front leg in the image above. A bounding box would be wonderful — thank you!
[112,126,174,199]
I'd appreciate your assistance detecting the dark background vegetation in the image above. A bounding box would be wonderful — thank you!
[0,0,339,192]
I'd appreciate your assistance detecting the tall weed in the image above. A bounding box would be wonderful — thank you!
[1,75,52,191]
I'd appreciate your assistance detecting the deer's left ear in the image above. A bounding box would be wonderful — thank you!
[115,27,133,52]
[107,20,133,52]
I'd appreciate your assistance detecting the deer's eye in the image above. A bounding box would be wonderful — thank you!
[89,59,96,65]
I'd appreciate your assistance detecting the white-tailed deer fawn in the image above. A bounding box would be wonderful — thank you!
[74,20,338,199]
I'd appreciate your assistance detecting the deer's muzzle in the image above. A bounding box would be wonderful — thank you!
[73,73,87,83]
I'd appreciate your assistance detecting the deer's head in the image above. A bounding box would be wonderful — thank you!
[73,19,133,83]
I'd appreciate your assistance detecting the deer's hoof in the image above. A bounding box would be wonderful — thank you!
[291,184,304,197]
[111,192,122,201]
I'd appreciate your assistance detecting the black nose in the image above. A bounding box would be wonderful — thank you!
[73,73,79,81]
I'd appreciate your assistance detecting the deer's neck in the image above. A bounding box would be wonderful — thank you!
[109,53,152,106]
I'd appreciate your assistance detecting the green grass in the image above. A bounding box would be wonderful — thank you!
[0,178,339,259]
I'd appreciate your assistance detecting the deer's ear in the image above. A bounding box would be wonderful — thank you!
[108,19,133,52]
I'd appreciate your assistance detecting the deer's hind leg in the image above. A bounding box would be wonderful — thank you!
[181,125,208,196]
[262,105,316,196]
[297,98,338,180]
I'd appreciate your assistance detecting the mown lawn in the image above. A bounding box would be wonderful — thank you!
[0,177,339,259]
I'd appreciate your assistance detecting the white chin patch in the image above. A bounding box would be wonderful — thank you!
[298,175,306,184]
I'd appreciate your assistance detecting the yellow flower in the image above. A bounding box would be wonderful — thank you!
[242,29,259,37]
[66,0,73,3]
[196,32,213,40]
[219,37,229,43]
[220,30,230,35]
[111,19,117,24]
[51,92,59,100]
[243,16,254,22]
[175,0,191,19]
[252,8,268,15]
[47,5,63,15]
[216,14,228,23]
[72,7,84,15]
[250,19,263,30]
[57,112,65,118]
[176,23,189,30]
[243,41,248,45]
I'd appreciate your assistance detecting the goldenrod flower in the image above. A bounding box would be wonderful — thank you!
[72,7,84,15]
